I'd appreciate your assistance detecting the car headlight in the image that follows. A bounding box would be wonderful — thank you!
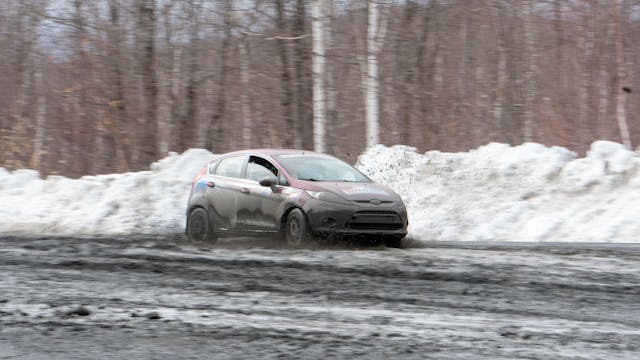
[305,190,352,206]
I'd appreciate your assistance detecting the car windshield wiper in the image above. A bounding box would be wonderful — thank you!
[299,177,320,181]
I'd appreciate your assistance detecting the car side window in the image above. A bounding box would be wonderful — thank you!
[207,160,219,175]
[246,156,278,182]
[215,156,246,178]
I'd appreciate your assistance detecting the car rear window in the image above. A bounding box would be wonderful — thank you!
[215,155,246,178]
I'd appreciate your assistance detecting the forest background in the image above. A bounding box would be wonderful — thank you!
[1,0,638,178]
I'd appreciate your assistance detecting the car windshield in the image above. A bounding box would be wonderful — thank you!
[275,154,371,182]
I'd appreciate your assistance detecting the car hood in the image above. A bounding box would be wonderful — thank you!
[312,182,399,202]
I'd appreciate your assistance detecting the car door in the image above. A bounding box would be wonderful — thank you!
[207,155,247,230]
[236,155,287,231]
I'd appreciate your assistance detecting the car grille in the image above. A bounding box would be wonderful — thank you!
[345,211,404,230]
[353,200,393,204]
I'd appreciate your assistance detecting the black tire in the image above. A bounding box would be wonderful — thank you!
[187,208,217,244]
[285,208,310,246]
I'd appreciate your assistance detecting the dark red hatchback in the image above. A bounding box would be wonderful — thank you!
[186,149,408,247]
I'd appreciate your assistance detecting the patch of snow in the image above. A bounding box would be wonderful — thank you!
[0,149,215,236]
[1,141,639,243]
[356,141,640,243]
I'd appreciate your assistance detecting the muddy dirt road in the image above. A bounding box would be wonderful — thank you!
[1,236,639,359]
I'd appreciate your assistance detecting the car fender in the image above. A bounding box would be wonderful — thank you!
[274,187,309,231]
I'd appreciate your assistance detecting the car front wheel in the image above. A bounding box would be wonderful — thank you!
[285,208,310,246]
[187,208,217,244]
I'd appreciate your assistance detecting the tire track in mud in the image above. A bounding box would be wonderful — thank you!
[1,236,639,359]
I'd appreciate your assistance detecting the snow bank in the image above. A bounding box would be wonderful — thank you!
[1,141,639,242]
[356,141,640,242]
[0,149,215,236]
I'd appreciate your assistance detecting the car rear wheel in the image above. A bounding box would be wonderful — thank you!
[285,209,310,246]
[187,208,217,244]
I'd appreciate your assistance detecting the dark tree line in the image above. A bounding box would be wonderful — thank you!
[1,0,639,177]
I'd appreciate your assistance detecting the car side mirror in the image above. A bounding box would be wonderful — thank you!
[259,176,277,188]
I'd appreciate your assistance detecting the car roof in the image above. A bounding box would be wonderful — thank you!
[220,148,331,158]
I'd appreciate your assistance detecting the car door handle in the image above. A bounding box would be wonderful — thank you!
[239,187,250,194]
[206,181,216,188]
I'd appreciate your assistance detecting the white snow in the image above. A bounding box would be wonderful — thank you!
[356,141,640,243]
[0,149,214,236]
[1,141,639,243]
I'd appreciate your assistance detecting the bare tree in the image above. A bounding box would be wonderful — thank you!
[521,0,537,143]
[613,0,632,149]
[206,0,233,152]
[4,0,640,177]
[5,1,40,169]
[136,0,159,164]
[274,0,295,148]
[105,0,130,171]
[293,0,312,149]
[180,0,200,152]
[364,0,388,148]
[311,0,326,152]
[30,56,46,169]
[491,0,507,134]
[239,34,252,148]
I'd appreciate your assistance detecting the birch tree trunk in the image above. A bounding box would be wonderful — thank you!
[239,35,252,148]
[598,7,611,140]
[292,0,310,149]
[613,0,632,149]
[31,62,46,170]
[578,16,594,153]
[311,0,326,153]
[365,0,387,148]
[491,0,506,129]
[322,1,337,149]
[522,0,537,143]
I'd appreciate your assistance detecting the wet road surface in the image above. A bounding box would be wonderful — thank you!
[0,235,639,359]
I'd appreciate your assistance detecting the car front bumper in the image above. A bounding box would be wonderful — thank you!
[302,200,408,238]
